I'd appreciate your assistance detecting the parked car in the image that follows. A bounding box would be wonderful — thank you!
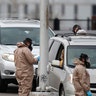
[0,19,55,92]
[47,32,96,96]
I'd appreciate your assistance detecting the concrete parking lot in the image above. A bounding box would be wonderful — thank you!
[0,84,95,96]
[31,92,58,96]
[0,92,95,96]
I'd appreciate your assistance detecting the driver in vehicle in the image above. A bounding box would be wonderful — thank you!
[59,49,64,68]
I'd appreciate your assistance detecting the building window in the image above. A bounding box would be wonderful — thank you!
[35,4,39,19]
[61,4,65,15]
[0,4,2,17]
[92,5,96,15]
[49,5,52,13]
[74,4,78,20]
[24,4,28,15]
[8,4,11,18]
[49,4,52,18]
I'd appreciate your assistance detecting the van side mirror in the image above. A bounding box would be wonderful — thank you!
[51,60,60,67]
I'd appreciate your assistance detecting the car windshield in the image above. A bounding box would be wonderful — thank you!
[67,45,96,68]
[0,27,54,46]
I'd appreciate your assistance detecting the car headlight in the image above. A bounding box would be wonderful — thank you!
[2,53,14,62]
[4,70,14,75]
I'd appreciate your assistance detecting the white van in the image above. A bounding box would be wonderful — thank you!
[0,19,55,92]
[47,33,96,96]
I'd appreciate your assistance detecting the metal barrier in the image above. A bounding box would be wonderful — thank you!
[49,18,96,31]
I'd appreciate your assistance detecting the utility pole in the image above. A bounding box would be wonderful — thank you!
[39,0,49,91]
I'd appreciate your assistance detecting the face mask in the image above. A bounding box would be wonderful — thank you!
[85,58,90,68]
[87,58,90,63]
[28,44,33,51]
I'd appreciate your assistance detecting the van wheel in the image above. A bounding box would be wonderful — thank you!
[59,85,65,96]
[0,76,8,92]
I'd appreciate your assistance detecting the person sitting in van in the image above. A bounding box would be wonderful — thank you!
[73,54,92,96]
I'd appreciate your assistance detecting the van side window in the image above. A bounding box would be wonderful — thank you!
[49,41,61,62]
[56,44,64,68]
[49,39,54,52]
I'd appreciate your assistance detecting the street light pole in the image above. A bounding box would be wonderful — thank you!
[39,0,49,91]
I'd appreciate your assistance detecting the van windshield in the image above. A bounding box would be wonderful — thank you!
[0,27,54,46]
[67,45,96,68]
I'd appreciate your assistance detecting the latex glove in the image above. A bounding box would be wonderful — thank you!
[37,56,40,61]
[86,90,92,96]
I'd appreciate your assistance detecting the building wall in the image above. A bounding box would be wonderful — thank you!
[0,0,96,30]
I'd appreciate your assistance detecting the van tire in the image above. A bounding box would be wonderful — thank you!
[0,76,8,92]
[59,85,65,96]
